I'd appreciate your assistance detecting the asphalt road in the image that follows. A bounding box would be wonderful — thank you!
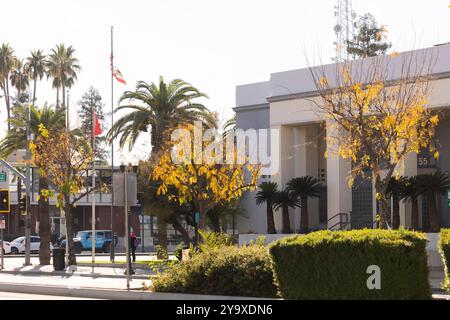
[0,291,100,300]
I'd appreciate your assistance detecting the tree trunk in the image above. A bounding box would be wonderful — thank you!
[32,78,37,106]
[65,196,77,265]
[2,82,11,131]
[300,196,309,234]
[411,198,419,231]
[38,176,51,265]
[62,84,66,108]
[56,87,60,107]
[375,177,390,229]
[428,192,440,233]
[156,217,168,250]
[266,202,276,234]
[392,193,400,230]
[282,205,291,234]
[171,219,191,246]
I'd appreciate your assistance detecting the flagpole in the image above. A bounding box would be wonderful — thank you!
[110,26,116,262]
[92,103,96,264]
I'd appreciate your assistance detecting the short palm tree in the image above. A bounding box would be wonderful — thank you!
[417,172,450,232]
[0,104,66,265]
[287,176,322,234]
[255,182,278,234]
[273,189,300,234]
[9,58,28,102]
[46,44,81,107]
[0,43,16,130]
[108,77,214,153]
[25,50,46,105]
[399,176,420,230]
[386,176,406,230]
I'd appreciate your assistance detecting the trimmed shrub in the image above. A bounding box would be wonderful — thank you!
[152,245,277,298]
[439,229,450,292]
[269,229,431,300]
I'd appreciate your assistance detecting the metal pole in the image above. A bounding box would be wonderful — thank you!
[24,98,31,266]
[124,168,130,290]
[1,223,4,270]
[91,104,96,264]
[141,213,144,253]
[110,26,116,263]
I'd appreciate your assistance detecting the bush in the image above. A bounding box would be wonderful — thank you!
[152,245,277,298]
[174,243,184,261]
[155,245,168,260]
[439,229,450,292]
[269,229,431,300]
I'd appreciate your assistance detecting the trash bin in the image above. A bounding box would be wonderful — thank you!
[52,247,65,271]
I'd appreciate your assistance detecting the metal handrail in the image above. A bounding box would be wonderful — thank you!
[328,212,350,231]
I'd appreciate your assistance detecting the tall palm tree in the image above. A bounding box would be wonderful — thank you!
[0,43,16,130]
[273,189,300,234]
[0,104,66,265]
[25,50,46,105]
[417,172,450,232]
[108,77,213,153]
[255,182,278,234]
[9,58,29,102]
[287,176,322,234]
[386,176,406,230]
[46,44,80,107]
[400,176,421,231]
[108,77,212,249]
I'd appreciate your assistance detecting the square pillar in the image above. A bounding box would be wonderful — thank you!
[326,122,352,228]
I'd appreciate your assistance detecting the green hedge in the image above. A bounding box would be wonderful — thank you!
[152,245,277,298]
[269,229,431,300]
[439,229,450,292]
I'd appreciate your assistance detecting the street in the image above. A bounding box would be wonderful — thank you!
[0,291,100,300]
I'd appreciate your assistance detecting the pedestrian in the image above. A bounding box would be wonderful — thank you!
[130,231,138,262]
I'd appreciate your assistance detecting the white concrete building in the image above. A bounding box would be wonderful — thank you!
[234,44,450,234]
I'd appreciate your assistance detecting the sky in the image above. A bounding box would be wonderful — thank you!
[1,0,450,163]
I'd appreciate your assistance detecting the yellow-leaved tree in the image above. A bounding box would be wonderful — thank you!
[310,49,440,228]
[30,125,103,265]
[152,124,260,231]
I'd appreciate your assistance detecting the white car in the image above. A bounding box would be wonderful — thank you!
[2,241,11,255]
[10,236,53,254]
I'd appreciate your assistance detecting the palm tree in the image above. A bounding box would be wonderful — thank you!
[108,77,212,249]
[46,44,81,107]
[386,176,406,230]
[108,77,213,153]
[0,104,66,265]
[287,176,322,234]
[0,43,16,130]
[273,189,300,234]
[417,172,450,232]
[25,50,46,105]
[400,176,421,230]
[255,182,278,234]
[9,58,29,102]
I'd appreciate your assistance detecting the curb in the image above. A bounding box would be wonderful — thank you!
[77,262,152,270]
[0,269,152,280]
[0,282,269,300]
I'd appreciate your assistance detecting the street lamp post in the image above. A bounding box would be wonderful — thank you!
[120,163,137,290]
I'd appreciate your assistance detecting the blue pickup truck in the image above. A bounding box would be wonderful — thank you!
[61,230,116,253]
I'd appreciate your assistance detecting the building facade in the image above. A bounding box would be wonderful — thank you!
[234,44,450,234]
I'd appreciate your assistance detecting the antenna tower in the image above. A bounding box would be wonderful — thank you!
[333,0,357,62]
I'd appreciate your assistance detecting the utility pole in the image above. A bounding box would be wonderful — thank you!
[24,86,32,266]
[110,26,116,263]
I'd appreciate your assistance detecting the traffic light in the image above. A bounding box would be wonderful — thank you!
[19,195,28,214]
[0,189,10,213]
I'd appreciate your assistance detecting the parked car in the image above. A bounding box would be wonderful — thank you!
[61,230,116,253]
[2,241,11,255]
[10,236,53,254]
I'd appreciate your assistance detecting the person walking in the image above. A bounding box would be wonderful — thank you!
[130,231,138,262]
